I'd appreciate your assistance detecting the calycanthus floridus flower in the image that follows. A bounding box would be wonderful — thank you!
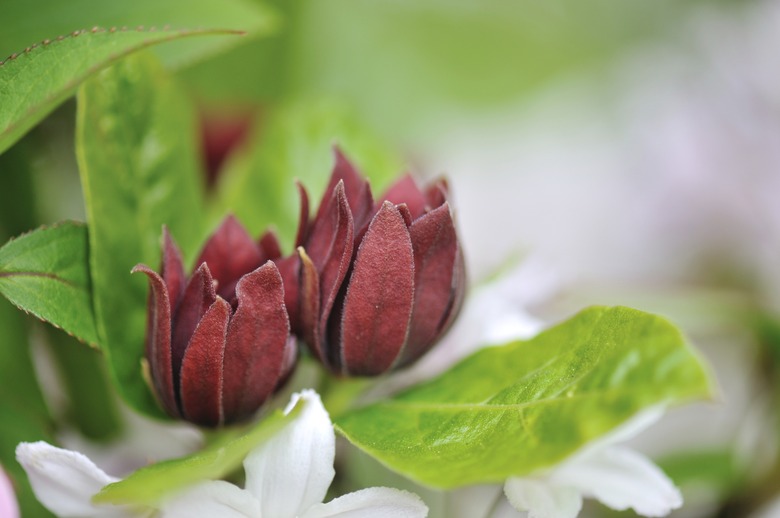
[282,149,466,376]
[133,216,296,427]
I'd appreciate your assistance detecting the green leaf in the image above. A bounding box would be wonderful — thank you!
[0,222,98,345]
[0,26,243,156]
[77,52,205,417]
[213,99,404,250]
[94,402,301,506]
[336,306,713,488]
[0,0,278,69]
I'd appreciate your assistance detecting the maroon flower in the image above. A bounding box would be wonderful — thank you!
[285,149,465,376]
[133,216,295,427]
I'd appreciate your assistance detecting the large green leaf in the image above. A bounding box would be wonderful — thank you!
[94,402,300,506]
[0,26,245,156]
[213,99,404,250]
[77,52,205,416]
[336,306,713,488]
[0,222,98,345]
[0,0,278,69]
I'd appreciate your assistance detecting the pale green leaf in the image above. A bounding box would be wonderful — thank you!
[0,222,98,345]
[336,306,713,488]
[0,26,243,155]
[213,99,404,250]
[77,52,205,417]
[94,403,300,505]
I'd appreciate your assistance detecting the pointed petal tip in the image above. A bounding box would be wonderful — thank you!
[131,263,151,274]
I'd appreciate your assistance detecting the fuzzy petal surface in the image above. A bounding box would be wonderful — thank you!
[132,264,178,417]
[179,297,231,426]
[400,203,459,366]
[221,262,291,423]
[340,202,415,375]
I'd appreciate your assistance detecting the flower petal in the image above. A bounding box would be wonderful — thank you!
[504,477,582,518]
[550,446,682,517]
[0,466,19,518]
[161,481,260,518]
[276,254,302,335]
[398,203,459,367]
[194,215,264,302]
[424,178,449,210]
[15,441,129,517]
[131,264,178,417]
[379,174,428,221]
[171,263,217,395]
[319,148,374,231]
[340,202,415,375]
[244,390,335,518]
[301,487,428,518]
[161,227,186,312]
[222,262,292,423]
[179,297,231,427]
[258,229,282,261]
[303,182,354,369]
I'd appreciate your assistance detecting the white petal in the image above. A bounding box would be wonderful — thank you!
[15,441,131,517]
[161,481,260,518]
[301,487,428,518]
[0,467,19,518]
[504,477,581,518]
[550,446,682,517]
[243,389,335,518]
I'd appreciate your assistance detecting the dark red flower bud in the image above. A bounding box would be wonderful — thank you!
[133,216,295,427]
[289,149,465,376]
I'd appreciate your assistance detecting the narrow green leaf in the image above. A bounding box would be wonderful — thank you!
[0,222,98,345]
[213,99,404,250]
[77,52,205,417]
[0,26,243,155]
[94,403,300,505]
[336,306,713,488]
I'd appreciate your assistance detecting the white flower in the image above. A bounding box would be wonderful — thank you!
[162,389,428,518]
[0,466,19,518]
[15,441,149,517]
[501,407,682,518]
